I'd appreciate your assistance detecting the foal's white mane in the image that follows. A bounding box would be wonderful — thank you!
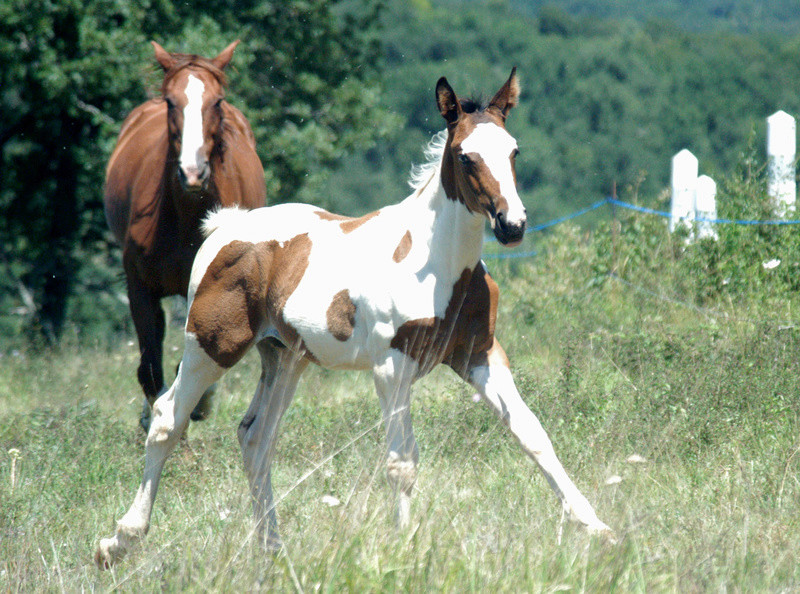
[202,205,248,238]
[408,130,448,192]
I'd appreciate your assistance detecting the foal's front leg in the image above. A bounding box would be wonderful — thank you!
[95,335,225,568]
[374,351,420,528]
[464,339,614,540]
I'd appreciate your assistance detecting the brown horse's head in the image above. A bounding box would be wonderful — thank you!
[152,40,240,191]
[436,69,526,246]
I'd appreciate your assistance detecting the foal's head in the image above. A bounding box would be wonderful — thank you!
[436,69,526,246]
[153,40,239,191]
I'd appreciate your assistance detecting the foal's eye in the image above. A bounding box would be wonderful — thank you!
[512,148,520,158]
[458,153,471,166]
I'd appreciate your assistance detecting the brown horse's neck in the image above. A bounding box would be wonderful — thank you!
[164,149,220,242]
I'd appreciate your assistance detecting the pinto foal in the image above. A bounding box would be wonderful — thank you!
[96,70,613,568]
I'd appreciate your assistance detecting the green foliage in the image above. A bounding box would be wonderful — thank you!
[585,138,800,310]
[511,0,800,35]
[0,0,154,341]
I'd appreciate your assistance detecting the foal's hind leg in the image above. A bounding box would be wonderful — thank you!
[95,334,225,568]
[238,341,309,550]
[461,339,615,541]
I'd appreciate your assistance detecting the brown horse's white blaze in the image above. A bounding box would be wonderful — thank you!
[104,40,266,432]
[178,74,209,187]
[96,70,614,569]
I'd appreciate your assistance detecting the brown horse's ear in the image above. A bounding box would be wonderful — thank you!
[436,77,462,126]
[151,41,175,71]
[488,67,520,119]
[212,40,240,70]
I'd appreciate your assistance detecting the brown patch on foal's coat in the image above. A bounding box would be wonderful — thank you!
[390,263,500,375]
[314,210,380,233]
[187,234,313,367]
[326,289,357,341]
[393,231,412,263]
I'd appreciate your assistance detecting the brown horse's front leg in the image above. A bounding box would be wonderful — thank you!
[126,274,167,432]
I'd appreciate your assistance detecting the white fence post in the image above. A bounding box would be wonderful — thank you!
[695,174,718,240]
[670,149,698,234]
[767,110,796,216]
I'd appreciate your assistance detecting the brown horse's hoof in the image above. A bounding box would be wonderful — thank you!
[190,385,216,421]
[139,402,152,433]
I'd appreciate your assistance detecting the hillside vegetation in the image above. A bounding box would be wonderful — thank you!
[510,0,800,34]
[327,1,800,222]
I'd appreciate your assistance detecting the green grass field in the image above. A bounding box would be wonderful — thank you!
[2,224,800,592]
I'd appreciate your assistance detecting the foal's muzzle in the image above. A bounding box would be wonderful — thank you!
[493,210,526,247]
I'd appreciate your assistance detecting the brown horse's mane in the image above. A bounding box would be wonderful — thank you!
[160,54,229,95]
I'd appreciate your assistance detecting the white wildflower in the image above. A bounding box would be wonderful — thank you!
[321,495,341,507]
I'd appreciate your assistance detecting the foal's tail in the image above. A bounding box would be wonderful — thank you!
[201,206,249,238]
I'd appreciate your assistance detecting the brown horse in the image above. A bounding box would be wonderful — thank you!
[104,40,266,430]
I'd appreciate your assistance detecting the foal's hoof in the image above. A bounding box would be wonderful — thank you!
[265,535,284,555]
[585,520,618,545]
[94,538,122,570]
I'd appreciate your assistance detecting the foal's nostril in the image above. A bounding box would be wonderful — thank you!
[496,210,508,230]
[493,208,525,246]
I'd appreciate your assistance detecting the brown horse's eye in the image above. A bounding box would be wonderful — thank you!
[458,153,472,167]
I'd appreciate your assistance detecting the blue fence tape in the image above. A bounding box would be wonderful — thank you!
[528,198,610,232]
[607,197,800,226]
[482,196,800,260]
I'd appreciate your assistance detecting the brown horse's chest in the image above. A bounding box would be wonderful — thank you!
[125,197,212,297]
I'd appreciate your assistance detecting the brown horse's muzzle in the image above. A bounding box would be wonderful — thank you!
[179,164,210,191]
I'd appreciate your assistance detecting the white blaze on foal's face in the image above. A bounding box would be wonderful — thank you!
[459,122,526,244]
[178,74,208,187]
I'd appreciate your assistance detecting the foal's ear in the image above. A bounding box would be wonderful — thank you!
[436,77,462,126]
[152,41,175,71]
[488,67,520,119]
[212,40,241,70]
